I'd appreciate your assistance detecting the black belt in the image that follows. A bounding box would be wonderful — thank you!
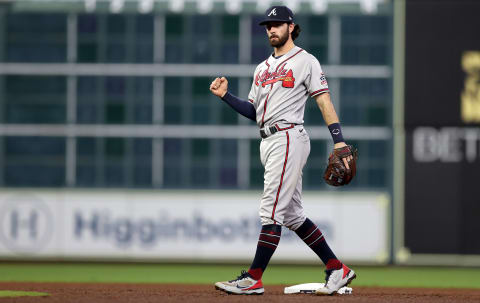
[260,126,277,138]
[260,124,296,139]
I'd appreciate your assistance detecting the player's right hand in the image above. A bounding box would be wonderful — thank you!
[210,77,228,98]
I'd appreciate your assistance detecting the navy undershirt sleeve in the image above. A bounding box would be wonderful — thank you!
[221,91,256,121]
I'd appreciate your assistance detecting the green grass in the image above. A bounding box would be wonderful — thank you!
[0,290,49,297]
[0,263,479,289]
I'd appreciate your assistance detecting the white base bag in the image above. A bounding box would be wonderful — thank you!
[284,283,353,295]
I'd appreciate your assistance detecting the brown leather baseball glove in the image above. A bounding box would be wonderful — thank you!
[323,145,358,186]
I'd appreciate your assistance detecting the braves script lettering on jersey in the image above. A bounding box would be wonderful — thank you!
[248,46,329,128]
[248,46,329,228]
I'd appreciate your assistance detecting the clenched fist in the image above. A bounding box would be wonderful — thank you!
[210,77,228,98]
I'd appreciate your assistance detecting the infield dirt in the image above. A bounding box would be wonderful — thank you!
[0,282,479,302]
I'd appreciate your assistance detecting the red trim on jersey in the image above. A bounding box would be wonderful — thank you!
[271,131,289,221]
[260,49,304,127]
[261,86,273,127]
[275,123,295,131]
[310,88,329,97]
[276,49,304,73]
[260,60,272,127]
[248,99,254,104]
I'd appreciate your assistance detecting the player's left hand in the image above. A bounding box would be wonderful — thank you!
[324,144,358,186]
[334,142,354,170]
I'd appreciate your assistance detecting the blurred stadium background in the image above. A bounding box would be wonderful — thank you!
[0,0,478,269]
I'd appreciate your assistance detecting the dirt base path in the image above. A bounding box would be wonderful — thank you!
[0,282,479,303]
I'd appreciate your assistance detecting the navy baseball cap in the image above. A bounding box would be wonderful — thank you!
[259,6,294,26]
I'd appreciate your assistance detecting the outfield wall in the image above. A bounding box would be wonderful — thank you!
[0,190,389,264]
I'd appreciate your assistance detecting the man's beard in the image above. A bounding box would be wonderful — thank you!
[269,31,289,47]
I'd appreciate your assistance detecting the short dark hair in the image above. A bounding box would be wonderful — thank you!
[291,24,301,41]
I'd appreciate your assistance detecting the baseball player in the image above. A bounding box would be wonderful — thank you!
[210,6,356,296]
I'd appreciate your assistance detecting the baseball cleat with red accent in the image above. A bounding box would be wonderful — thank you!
[214,270,264,295]
[315,264,356,295]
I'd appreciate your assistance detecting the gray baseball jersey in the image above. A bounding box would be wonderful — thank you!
[248,46,329,127]
[248,46,330,229]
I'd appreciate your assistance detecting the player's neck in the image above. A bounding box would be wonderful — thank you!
[273,40,295,57]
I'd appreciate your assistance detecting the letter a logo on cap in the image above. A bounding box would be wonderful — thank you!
[268,8,277,16]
